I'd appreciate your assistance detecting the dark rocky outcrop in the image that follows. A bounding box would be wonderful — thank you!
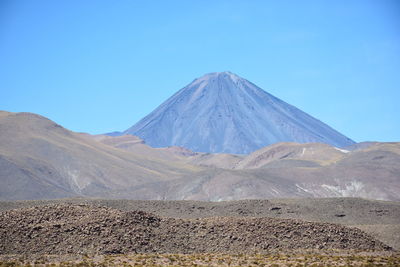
[0,204,391,255]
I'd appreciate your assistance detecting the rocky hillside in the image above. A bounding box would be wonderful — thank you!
[3,197,398,249]
[0,204,391,255]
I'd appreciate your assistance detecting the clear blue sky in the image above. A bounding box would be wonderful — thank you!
[1,0,399,142]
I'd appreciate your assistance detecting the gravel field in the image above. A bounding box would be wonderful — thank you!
[1,197,399,250]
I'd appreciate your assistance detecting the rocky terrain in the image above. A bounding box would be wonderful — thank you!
[1,252,400,266]
[1,197,399,250]
[0,199,399,266]
[0,204,391,255]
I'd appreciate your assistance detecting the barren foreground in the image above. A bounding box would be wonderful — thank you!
[1,198,399,249]
[0,198,399,266]
[1,251,400,267]
[0,204,390,254]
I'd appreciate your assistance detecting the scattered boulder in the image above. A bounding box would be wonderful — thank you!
[270,207,282,211]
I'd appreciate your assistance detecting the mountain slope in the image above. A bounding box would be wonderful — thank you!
[90,133,400,201]
[0,111,201,200]
[92,134,244,169]
[234,142,348,169]
[161,142,400,201]
[1,111,398,201]
[124,72,354,154]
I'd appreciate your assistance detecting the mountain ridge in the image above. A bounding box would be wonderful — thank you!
[1,110,399,201]
[0,111,202,200]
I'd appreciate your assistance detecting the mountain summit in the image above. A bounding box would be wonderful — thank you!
[124,72,354,154]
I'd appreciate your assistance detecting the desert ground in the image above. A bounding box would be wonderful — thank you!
[0,197,399,266]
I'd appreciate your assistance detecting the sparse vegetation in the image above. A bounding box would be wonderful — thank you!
[0,252,399,266]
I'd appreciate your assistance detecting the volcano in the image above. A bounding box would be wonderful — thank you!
[124,72,354,154]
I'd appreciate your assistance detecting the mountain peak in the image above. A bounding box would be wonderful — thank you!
[124,73,355,154]
[203,71,236,76]
[196,71,241,83]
